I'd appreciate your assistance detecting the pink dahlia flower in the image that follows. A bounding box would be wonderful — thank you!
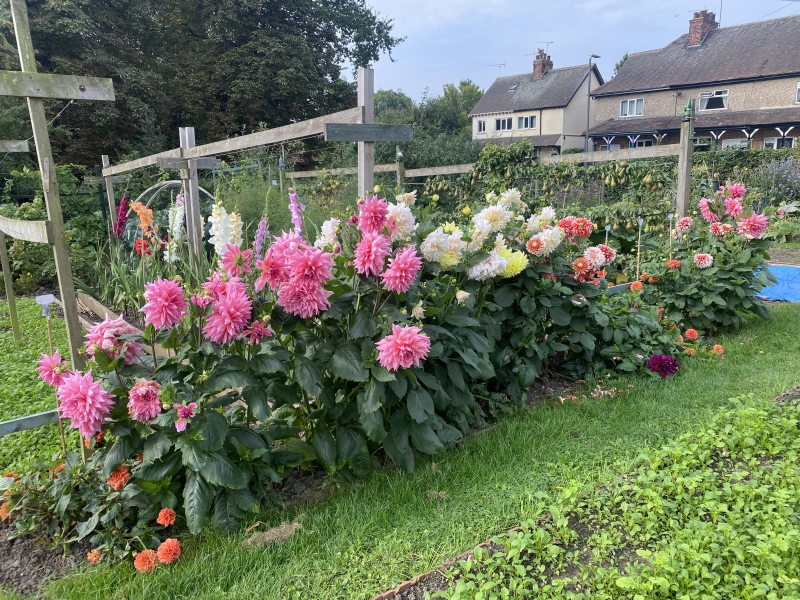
[596,244,617,264]
[127,380,161,423]
[381,246,422,294]
[724,197,743,218]
[357,196,389,234]
[557,216,576,238]
[676,217,693,232]
[698,198,720,223]
[573,217,594,238]
[376,324,431,371]
[694,253,714,269]
[255,252,290,291]
[287,247,333,284]
[271,230,306,260]
[203,285,252,344]
[220,244,253,277]
[737,212,768,240]
[726,182,747,199]
[709,222,725,236]
[202,270,246,300]
[57,370,114,438]
[277,278,332,318]
[85,316,142,365]
[583,246,606,270]
[36,350,68,387]
[354,231,391,277]
[173,402,197,432]
[190,293,212,310]
[141,278,189,330]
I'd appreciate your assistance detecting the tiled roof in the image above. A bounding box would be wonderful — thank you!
[469,65,603,116]
[593,15,800,97]
[588,107,800,136]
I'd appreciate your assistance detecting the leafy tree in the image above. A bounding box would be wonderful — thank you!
[0,0,402,166]
[613,53,629,78]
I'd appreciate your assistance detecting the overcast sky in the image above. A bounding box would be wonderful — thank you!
[355,0,800,100]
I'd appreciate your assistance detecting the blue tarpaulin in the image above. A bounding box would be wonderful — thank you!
[759,265,800,302]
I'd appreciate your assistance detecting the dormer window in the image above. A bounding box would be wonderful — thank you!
[699,89,728,110]
[509,83,519,91]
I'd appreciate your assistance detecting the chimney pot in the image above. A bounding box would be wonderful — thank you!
[533,50,554,78]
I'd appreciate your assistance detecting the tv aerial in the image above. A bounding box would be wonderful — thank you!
[525,42,554,56]
[487,62,506,76]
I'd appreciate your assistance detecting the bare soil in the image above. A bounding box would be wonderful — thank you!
[768,247,800,266]
[0,521,92,598]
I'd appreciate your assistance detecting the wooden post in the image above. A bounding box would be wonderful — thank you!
[179,127,204,267]
[357,67,375,199]
[676,100,695,218]
[0,231,20,340]
[10,0,85,370]
[101,155,116,220]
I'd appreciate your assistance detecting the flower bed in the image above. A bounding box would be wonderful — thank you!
[0,183,771,571]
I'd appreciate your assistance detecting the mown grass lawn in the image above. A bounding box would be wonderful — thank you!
[0,299,78,474]
[34,302,800,600]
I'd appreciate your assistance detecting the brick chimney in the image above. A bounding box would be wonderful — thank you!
[688,10,718,46]
[533,49,553,78]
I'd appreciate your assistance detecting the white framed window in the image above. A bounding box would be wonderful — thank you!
[796,82,799,103]
[517,116,536,130]
[699,90,728,111]
[721,138,748,149]
[600,144,621,151]
[619,98,643,117]
[495,117,512,131]
[635,139,653,147]
[477,120,486,133]
[764,137,794,149]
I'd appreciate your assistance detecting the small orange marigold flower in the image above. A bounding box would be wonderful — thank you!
[667,259,681,270]
[685,329,699,341]
[134,549,159,573]
[0,501,10,520]
[157,507,176,527]
[157,538,181,564]
[640,272,649,282]
[106,465,130,492]
[87,549,102,565]
[713,344,724,355]
[682,346,696,356]
[630,281,643,292]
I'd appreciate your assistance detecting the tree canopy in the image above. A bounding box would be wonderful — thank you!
[0,0,402,166]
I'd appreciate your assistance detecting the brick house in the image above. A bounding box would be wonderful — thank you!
[469,50,604,154]
[589,12,800,151]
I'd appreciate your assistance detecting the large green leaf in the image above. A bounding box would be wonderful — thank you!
[493,286,517,308]
[312,426,338,475]
[212,490,244,533]
[549,306,572,326]
[142,432,172,465]
[358,394,386,443]
[445,314,480,327]
[330,343,370,382]
[103,434,137,478]
[242,386,270,422]
[348,310,379,339]
[251,355,288,375]
[362,379,385,413]
[335,426,371,477]
[409,421,444,455]
[202,370,258,394]
[295,357,324,397]
[184,470,214,534]
[135,453,183,481]
[407,388,434,423]
[203,452,248,489]
[198,411,229,452]
[176,437,207,471]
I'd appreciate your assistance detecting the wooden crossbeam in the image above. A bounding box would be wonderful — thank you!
[155,157,222,170]
[0,139,29,152]
[83,175,129,185]
[0,214,52,244]
[0,410,59,436]
[0,71,114,101]
[324,123,413,143]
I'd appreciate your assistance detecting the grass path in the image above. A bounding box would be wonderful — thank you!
[37,303,800,600]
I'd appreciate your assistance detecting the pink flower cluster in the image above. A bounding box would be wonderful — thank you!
[36,350,68,387]
[203,283,253,344]
[376,324,431,371]
[676,217,694,232]
[57,370,115,438]
[355,231,391,277]
[709,223,734,236]
[85,316,142,365]
[127,380,162,423]
[737,212,768,240]
[357,196,389,234]
[256,231,333,318]
[141,278,189,330]
[381,247,422,293]
[557,216,593,240]
[698,198,720,223]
